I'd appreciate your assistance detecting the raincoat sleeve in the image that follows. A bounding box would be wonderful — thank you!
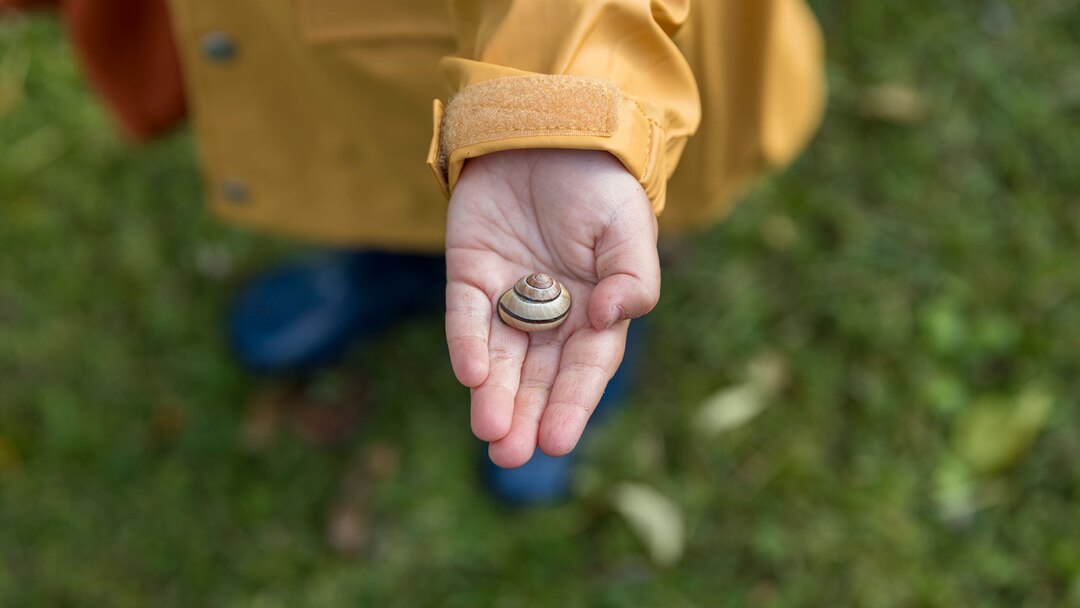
[427,0,700,215]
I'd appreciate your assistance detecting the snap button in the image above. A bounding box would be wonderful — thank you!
[201,31,237,62]
[220,179,250,204]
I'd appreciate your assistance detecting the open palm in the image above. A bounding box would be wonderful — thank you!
[445,149,660,468]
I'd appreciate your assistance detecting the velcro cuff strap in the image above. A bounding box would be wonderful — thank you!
[438,75,620,175]
[428,74,667,214]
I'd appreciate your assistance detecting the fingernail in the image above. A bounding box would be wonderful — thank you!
[604,305,624,329]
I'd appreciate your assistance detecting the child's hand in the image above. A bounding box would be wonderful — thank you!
[445,149,661,468]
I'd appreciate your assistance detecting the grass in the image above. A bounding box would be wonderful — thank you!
[2,1,1080,605]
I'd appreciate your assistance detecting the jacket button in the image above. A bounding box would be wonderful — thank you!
[201,31,237,62]
[220,179,249,204]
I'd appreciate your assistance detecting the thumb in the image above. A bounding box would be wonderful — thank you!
[587,214,661,331]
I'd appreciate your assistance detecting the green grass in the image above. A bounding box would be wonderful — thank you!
[3,1,1080,605]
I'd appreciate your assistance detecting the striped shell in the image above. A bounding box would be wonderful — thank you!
[497,273,572,332]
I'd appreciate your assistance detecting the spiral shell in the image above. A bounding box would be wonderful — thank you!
[497,273,572,332]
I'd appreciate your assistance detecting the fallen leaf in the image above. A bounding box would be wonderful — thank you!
[857,83,931,124]
[324,446,379,557]
[325,502,370,557]
[695,383,768,435]
[952,385,1055,474]
[695,351,788,436]
[609,482,685,567]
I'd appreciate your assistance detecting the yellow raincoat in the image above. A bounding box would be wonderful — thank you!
[166,0,825,250]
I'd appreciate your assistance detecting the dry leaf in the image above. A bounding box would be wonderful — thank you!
[952,385,1055,474]
[325,447,379,556]
[695,351,788,435]
[857,83,931,124]
[695,384,768,435]
[325,502,370,556]
[610,482,685,567]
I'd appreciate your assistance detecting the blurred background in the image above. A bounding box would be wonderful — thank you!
[2,0,1080,605]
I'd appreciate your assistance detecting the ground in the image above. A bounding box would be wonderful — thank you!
[2,1,1080,605]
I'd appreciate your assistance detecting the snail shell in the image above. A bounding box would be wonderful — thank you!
[497,273,572,332]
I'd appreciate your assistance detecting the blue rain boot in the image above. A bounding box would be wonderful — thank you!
[481,318,647,506]
[227,249,445,372]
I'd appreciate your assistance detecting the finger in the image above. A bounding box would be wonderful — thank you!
[488,334,563,468]
[588,272,660,331]
[470,316,528,442]
[589,212,660,331]
[537,321,629,456]
[446,281,491,388]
